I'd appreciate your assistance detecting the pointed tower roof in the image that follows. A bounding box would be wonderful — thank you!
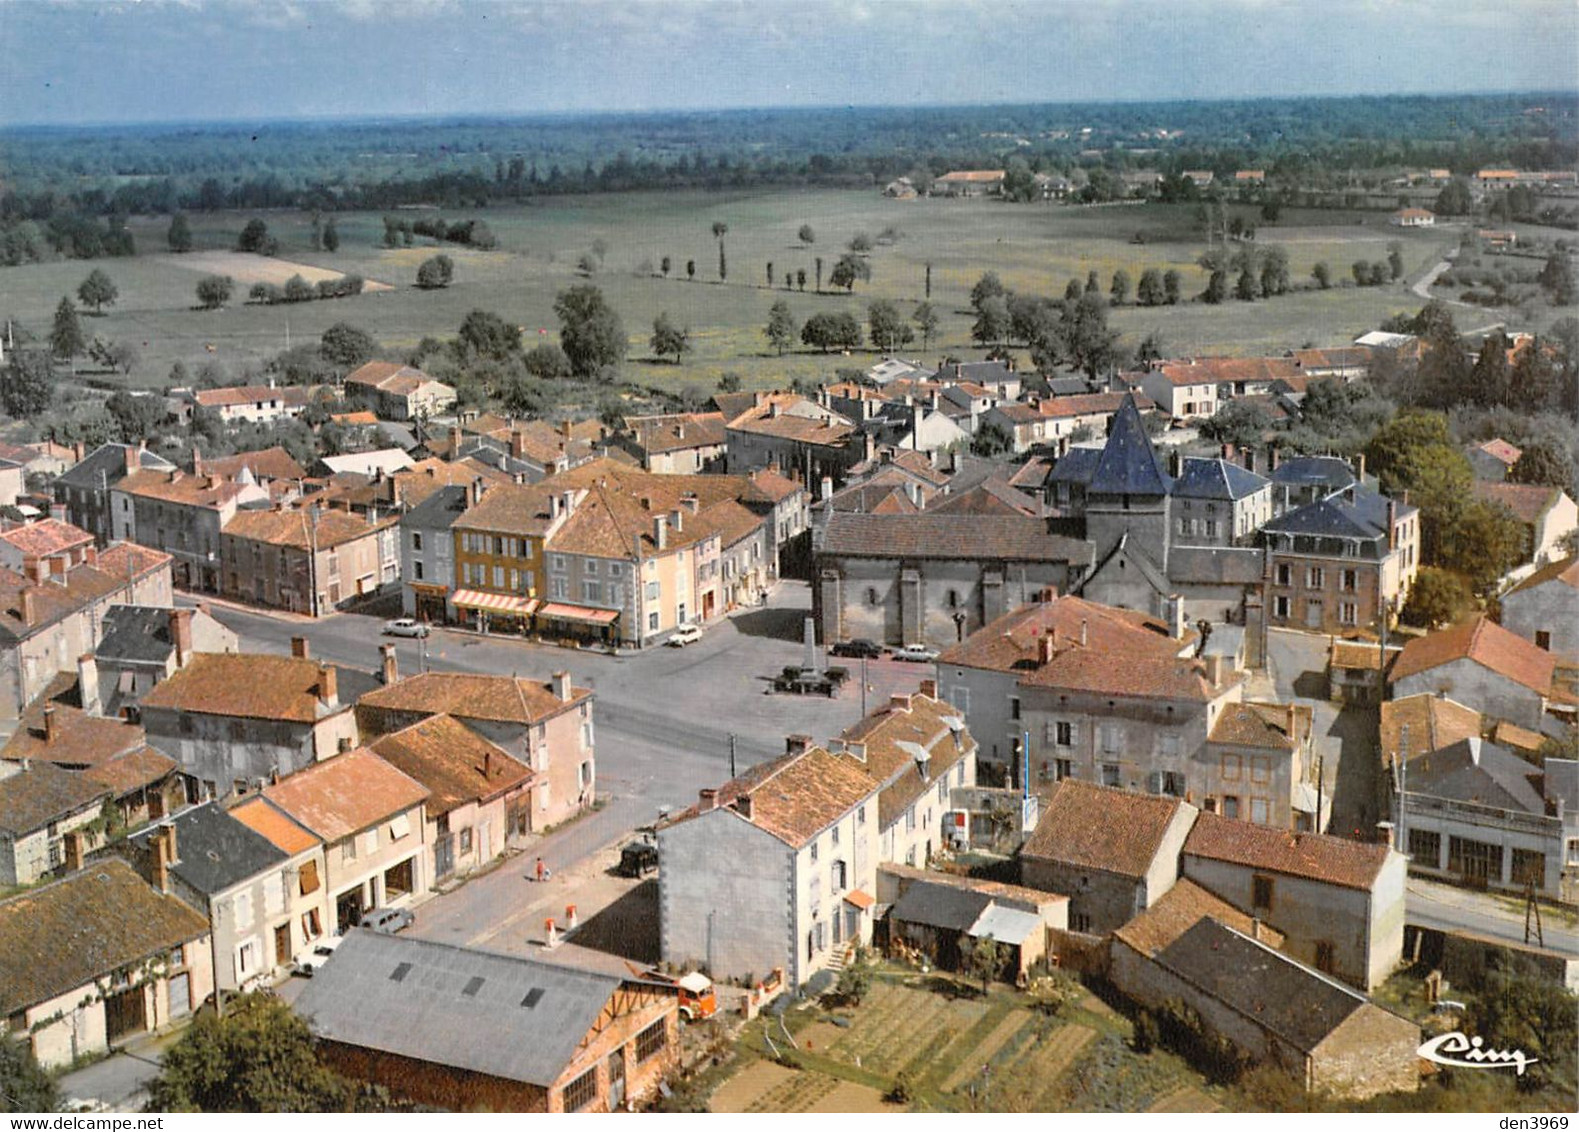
[1088,394,1171,496]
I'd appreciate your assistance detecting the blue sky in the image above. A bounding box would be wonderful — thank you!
[1,0,1575,127]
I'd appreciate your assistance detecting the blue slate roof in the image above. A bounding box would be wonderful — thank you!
[1174,458,1269,501]
[1270,456,1355,490]
[1262,485,1414,540]
[130,802,286,896]
[55,443,174,490]
[1046,447,1103,486]
[1410,738,1546,814]
[1088,396,1172,496]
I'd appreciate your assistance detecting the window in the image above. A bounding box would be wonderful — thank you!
[1222,795,1240,818]
[1449,837,1504,882]
[459,827,474,855]
[950,687,970,713]
[831,859,846,893]
[583,580,602,603]
[563,1068,598,1113]
[1010,696,1021,721]
[235,938,261,979]
[1251,874,1274,910]
[608,584,621,606]
[1339,602,1358,626]
[1275,563,1291,586]
[1055,721,1074,747]
[383,858,414,899]
[635,1019,667,1064]
[857,804,866,826]
[1055,758,1073,780]
[1274,595,1290,619]
[1250,757,1270,785]
[298,859,320,896]
[645,580,660,600]
[648,612,660,632]
[585,559,598,575]
[610,562,623,577]
[1162,771,1185,797]
[1511,849,1546,886]
[233,891,254,929]
[1536,631,1551,650]
[1101,724,1121,753]
[551,555,567,573]
[1070,912,1092,933]
[947,589,959,608]
[905,807,916,832]
[1341,569,1358,592]
[493,565,505,589]
[866,587,879,606]
[1314,941,1335,973]
[1180,518,1195,536]
[1567,837,1579,866]
[1408,828,1441,863]
[1101,764,1121,787]
[414,560,424,580]
[1250,798,1269,824]
[810,839,818,862]
[1204,520,1217,538]
[412,532,423,552]
[1306,566,1325,588]
[302,908,323,940]
[552,577,569,599]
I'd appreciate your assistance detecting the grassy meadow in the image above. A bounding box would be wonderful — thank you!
[0,190,1485,398]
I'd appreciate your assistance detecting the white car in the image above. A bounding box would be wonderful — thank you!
[668,623,703,647]
[382,618,430,638]
[293,936,343,977]
[892,644,940,663]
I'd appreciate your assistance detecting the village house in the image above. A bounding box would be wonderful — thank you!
[614,413,728,474]
[1019,780,1198,934]
[932,170,1006,196]
[194,445,307,487]
[659,743,882,987]
[184,383,315,426]
[314,448,416,480]
[54,443,178,545]
[0,858,213,1069]
[1501,555,1578,658]
[356,668,594,833]
[1325,639,1400,707]
[228,795,332,970]
[1388,615,1558,732]
[110,466,269,593]
[1180,811,1406,991]
[0,540,173,719]
[80,604,237,719]
[0,517,95,575]
[297,931,680,1112]
[1380,693,1487,765]
[220,504,400,615]
[123,805,315,992]
[401,484,471,624]
[343,361,457,421]
[1390,207,1436,227]
[1471,481,1578,566]
[724,393,864,488]
[1465,438,1523,481]
[1205,701,1322,831]
[0,759,110,885]
[369,712,533,884]
[260,746,429,934]
[137,642,364,800]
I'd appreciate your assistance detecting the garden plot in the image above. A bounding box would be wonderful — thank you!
[155,249,394,291]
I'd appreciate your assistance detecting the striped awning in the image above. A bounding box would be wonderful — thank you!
[451,589,538,615]
[537,602,619,626]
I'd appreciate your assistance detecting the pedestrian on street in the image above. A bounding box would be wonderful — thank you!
[535,856,545,883]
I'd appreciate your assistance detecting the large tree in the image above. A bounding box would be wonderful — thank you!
[106,389,165,443]
[319,323,378,369]
[236,218,272,254]
[649,311,690,364]
[764,300,797,356]
[912,301,939,351]
[195,274,234,310]
[167,212,193,253]
[0,1034,58,1113]
[415,254,455,290]
[0,351,54,417]
[969,271,1005,313]
[1200,399,1274,449]
[1443,499,1528,595]
[798,223,815,246]
[76,269,118,314]
[554,284,628,379]
[149,993,349,1113]
[971,295,1011,350]
[523,342,573,380]
[1510,439,1576,495]
[800,311,862,353]
[1398,566,1474,630]
[49,297,84,362]
[867,300,912,353]
[1365,409,1473,564]
[711,220,728,282]
[456,309,521,361]
[1136,268,1164,306]
[829,253,870,293]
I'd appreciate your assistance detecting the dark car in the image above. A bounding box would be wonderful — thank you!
[829,638,884,659]
[617,840,659,878]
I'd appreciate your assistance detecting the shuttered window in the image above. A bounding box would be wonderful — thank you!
[299,859,320,895]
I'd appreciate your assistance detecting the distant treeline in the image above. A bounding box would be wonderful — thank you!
[0,93,1573,238]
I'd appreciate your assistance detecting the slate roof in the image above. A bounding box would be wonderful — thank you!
[1020,780,1191,878]
[1087,396,1171,496]
[130,802,287,896]
[0,543,172,645]
[1173,458,1269,501]
[889,881,992,933]
[357,672,590,727]
[1113,878,1285,957]
[820,512,1092,565]
[140,653,347,722]
[1045,446,1103,487]
[262,747,429,842]
[1269,456,1356,490]
[1546,759,1578,815]
[295,930,660,1088]
[95,605,185,665]
[1407,737,1547,814]
[1262,485,1412,540]
[56,443,174,490]
[1182,810,1392,891]
[1164,545,1267,585]
[1154,917,1368,1053]
[0,760,110,835]
[1390,616,1555,695]
[1380,695,1485,763]
[663,747,877,848]
[369,715,532,817]
[0,859,209,1017]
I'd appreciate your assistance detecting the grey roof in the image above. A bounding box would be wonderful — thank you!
[95,606,181,665]
[1547,759,1577,814]
[1166,546,1267,586]
[935,361,1015,386]
[400,484,472,532]
[1046,377,1095,397]
[130,802,286,895]
[1174,458,1269,501]
[969,904,1042,946]
[889,880,992,933]
[295,930,658,1087]
[56,443,174,490]
[1079,532,1169,598]
[0,761,110,835]
[1263,485,1415,540]
[1088,396,1172,497]
[1410,738,1547,815]
[1046,447,1103,487]
[1155,917,1367,1053]
[1270,456,1355,490]
[820,512,1093,565]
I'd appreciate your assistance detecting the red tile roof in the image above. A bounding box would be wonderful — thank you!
[262,747,428,841]
[0,519,93,559]
[82,746,177,795]
[1113,877,1285,956]
[1182,810,1392,890]
[1507,554,1579,596]
[369,714,531,816]
[222,506,397,550]
[1473,481,1567,525]
[357,672,589,726]
[201,446,307,483]
[1209,702,1311,752]
[1020,780,1191,878]
[1380,694,1485,762]
[229,795,320,856]
[834,693,975,829]
[1,698,146,769]
[1390,616,1556,696]
[139,652,346,723]
[664,747,877,848]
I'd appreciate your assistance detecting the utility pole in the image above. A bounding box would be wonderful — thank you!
[728,733,737,779]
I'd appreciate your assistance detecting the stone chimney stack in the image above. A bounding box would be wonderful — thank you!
[1038,632,1056,666]
[653,514,668,551]
[698,787,718,812]
[19,588,34,627]
[1387,499,1398,551]
[291,636,311,660]
[1080,619,1088,647]
[169,608,194,668]
[43,705,57,745]
[918,678,938,699]
[317,664,338,708]
[552,671,572,702]
[77,654,100,716]
[381,643,398,686]
[890,692,912,713]
[785,734,812,756]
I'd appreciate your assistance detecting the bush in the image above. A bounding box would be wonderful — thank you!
[884,1071,915,1105]
[1132,1009,1159,1054]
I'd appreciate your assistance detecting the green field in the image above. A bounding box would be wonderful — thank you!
[0,190,1499,398]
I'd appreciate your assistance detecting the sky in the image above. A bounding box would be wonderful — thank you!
[0,0,1575,128]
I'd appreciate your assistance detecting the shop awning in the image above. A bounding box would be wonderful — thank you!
[536,602,619,626]
[451,589,538,615]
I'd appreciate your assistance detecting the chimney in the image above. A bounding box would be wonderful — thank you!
[786,733,812,756]
[43,705,57,744]
[1221,443,1233,462]
[735,793,753,819]
[1080,619,1088,647]
[19,588,34,627]
[169,608,194,668]
[380,643,398,686]
[919,678,938,699]
[153,834,171,894]
[483,749,493,779]
[769,402,781,419]
[1376,820,1396,850]
[1269,447,1281,471]
[699,787,718,812]
[864,432,877,463]
[163,821,179,867]
[846,741,867,763]
[1204,654,1226,686]
[1387,499,1398,551]
[510,429,525,459]
[317,663,338,708]
[124,445,139,476]
[62,829,86,873]
[552,670,572,702]
[1250,917,1264,942]
[653,514,668,550]
[820,475,833,502]
[291,636,310,659]
[560,419,572,440]
[449,425,462,453]
[890,692,913,713]
[680,494,699,515]
[77,654,100,715]
[1168,594,1186,640]
[206,474,221,490]
[1038,632,1056,666]
[49,502,67,523]
[192,446,203,476]
[1355,453,1367,482]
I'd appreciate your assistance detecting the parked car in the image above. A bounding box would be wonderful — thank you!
[830,638,884,658]
[616,839,659,878]
[893,643,940,663]
[293,936,343,977]
[361,907,415,934]
[382,618,430,638]
[668,623,704,647]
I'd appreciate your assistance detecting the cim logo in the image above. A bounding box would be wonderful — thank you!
[1417,1031,1539,1076]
